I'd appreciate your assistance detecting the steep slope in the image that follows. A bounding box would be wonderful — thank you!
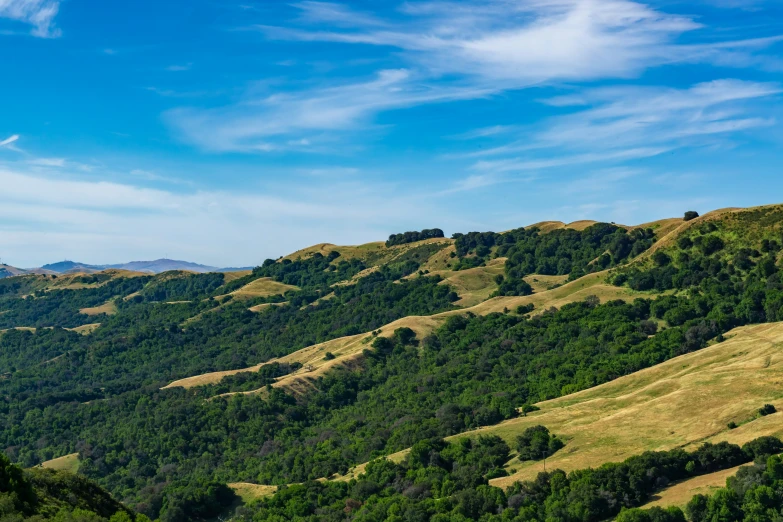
[164,268,657,391]
[0,453,134,521]
[6,205,783,522]
[438,322,783,487]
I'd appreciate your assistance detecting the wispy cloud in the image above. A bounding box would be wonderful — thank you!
[0,134,20,150]
[462,79,780,172]
[0,0,61,37]
[27,157,65,167]
[0,166,456,266]
[166,63,193,72]
[168,0,781,154]
[166,69,492,152]
[262,0,780,84]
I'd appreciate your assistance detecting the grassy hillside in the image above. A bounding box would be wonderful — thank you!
[438,322,783,487]
[7,205,783,522]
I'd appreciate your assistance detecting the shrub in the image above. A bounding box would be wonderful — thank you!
[516,425,564,460]
[684,211,700,221]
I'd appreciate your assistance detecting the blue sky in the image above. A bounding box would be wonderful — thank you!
[1,0,782,267]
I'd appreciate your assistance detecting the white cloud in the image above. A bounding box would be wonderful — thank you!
[460,79,780,172]
[0,134,19,146]
[166,69,492,152]
[0,167,456,267]
[27,157,65,167]
[0,0,60,37]
[262,0,779,84]
[170,0,780,154]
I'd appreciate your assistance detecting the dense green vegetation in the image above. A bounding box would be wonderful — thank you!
[234,436,781,521]
[136,273,225,302]
[515,425,565,461]
[0,452,139,521]
[386,229,445,247]
[0,291,742,520]
[0,277,150,329]
[3,206,783,521]
[219,252,367,294]
[453,223,656,295]
[621,440,783,522]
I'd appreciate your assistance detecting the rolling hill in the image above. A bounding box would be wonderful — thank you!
[4,204,783,521]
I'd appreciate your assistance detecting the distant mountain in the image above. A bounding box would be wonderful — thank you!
[0,264,28,279]
[6,259,251,277]
[216,266,254,273]
[41,260,104,274]
[105,259,220,273]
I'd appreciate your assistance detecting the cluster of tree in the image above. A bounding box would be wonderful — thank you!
[3,208,783,520]
[515,425,565,461]
[453,224,656,295]
[0,277,150,329]
[135,272,225,302]
[0,293,734,519]
[249,252,367,289]
[0,452,141,521]
[386,229,445,247]
[234,436,781,521]
[621,440,783,522]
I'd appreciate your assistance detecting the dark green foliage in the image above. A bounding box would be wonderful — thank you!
[759,404,777,416]
[454,224,656,295]
[0,453,135,521]
[515,303,535,315]
[235,437,771,521]
[616,506,686,522]
[158,479,236,522]
[138,272,224,301]
[252,252,366,288]
[0,277,150,328]
[1,297,717,517]
[684,211,700,221]
[386,228,445,247]
[5,209,783,521]
[742,437,783,461]
[515,425,564,461]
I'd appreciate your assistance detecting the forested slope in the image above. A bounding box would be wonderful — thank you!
[2,207,783,521]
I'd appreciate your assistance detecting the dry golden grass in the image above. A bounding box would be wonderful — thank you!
[162,361,270,389]
[528,220,614,233]
[642,464,744,509]
[67,323,101,335]
[419,243,458,272]
[79,301,118,316]
[524,274,570,293]
[164,269,655,392]
[0,327,37,334]
[428,258,506,307]
[228,278,298,298]
[283,241,392,264]
[248,302,288,313]
[412,322,783,489]
[222,270,252,283]
[41,453,79,473]
[632,217,685,238]
[228,483,278,502]
[283,238,454,268]
[462,270,654,317]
